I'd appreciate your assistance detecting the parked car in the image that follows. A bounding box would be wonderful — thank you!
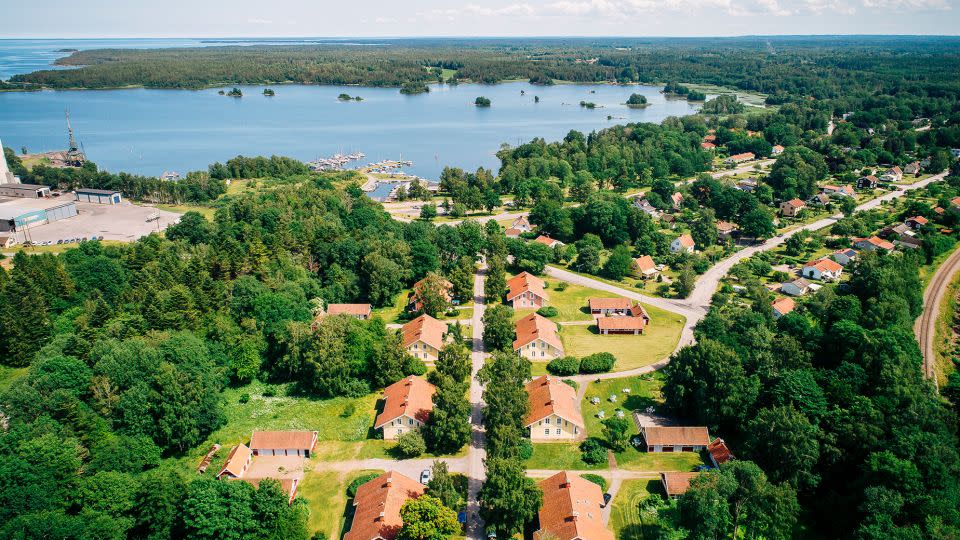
[420,469,432,484]
[602,493,612,507]
[56,239,63,244]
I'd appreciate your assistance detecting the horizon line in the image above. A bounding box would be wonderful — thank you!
[3,33,960,40]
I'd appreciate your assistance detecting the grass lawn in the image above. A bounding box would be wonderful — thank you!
[546,264,678,300]
[371,290,474,324]
[300,468,384,539]
[524,442,607,471]
[934,266,960,386]
[610,479,675,540]
[512,281,613,322]
[156,203,217,219]
[0,366,27,393]
[559,305,684,371]
[3,239,127,256]
[582,375,664,437]
[615,447,705,472]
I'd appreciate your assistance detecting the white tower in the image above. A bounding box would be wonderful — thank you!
[0,137,19,185]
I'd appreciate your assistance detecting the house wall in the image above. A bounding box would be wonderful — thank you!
[600,327,643,335]
[510,292,544,309]
[77,192,121,204]
[252,448,308,457]
[647,444,707,453]
[591,307,628,316]
[406,340,440,363]
[382,414,424,440]
[528,413,581,441]
[516,338,563,360]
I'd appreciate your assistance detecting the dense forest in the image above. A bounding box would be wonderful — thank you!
[8,37,960,101]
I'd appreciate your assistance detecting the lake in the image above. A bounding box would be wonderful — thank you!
[0,41,706,180]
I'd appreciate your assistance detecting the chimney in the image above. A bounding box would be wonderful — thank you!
[377,511,385,521]
[571,511,580,522]
[386,477,393,487]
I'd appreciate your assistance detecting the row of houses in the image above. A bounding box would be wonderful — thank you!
[343,469,615,540]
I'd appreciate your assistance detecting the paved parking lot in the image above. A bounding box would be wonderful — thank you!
[21,201,181,244]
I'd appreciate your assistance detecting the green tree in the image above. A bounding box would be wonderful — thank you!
[602,244,633,280]
[398,495,461,539]
[744,405,821,491]
[482,304,515,351]
[427,460,463,510]
[395,430,427,458]
[436,342,471,383]
[601,417,631,452]
[479,457,542,537]
[424,375,471,454]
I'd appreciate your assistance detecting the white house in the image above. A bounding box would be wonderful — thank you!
[802,258,843,281]
[781,278,812,297]
[671,234,695,254]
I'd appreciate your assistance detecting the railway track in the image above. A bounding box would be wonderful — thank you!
[915,246,960,386]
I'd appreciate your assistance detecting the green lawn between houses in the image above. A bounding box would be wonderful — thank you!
[299,468,384,539]
[511,280,609,322]
[559,304,685,372]
[610,479,680,540]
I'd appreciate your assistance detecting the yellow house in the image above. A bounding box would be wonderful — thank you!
[525,375,584,442]
[374,376,437,440]
[400,314,447,363]
[513,313,564,361]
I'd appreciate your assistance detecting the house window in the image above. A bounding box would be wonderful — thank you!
[545,418,550,424]
[556,429,561,435]
[544,429,550,436]
[408,418,414,425]
[574,427,579,435]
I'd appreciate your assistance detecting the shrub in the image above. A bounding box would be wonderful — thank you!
[547,356,581,376]
[580,437,607,465]
[238,393,250,404]
[579,352,616,374]
[394,430,426,458]
[262,386,277,397]
[581,473,608,492]
[537,306,559,318]
[347,473,380,497]
[519,439,533,460]
[341,402,356,418]
[555,281,569,291]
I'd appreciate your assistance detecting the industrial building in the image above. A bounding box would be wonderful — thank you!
[0,198,78,232]
[0,183,51,199]
[75,188,122,205]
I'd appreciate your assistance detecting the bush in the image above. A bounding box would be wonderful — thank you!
[581,473,608,492]
[519,439,533,460]
[579,352,616,374]
[555,281,569,291]
[262,386,277,397]
[580,437,607,465]
[238,393,250,404]
[347,472,381,497]
[341,402,356,418]
[547,356,581,376]
[537,306,559,318]
[394,430,426,458]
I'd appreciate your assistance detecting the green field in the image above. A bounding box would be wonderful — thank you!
[524,442,607,470]
[559,304,684,371]
[610,479,674,540]
[512,280,611,322]
[615,447,705,472]
[582,375,663,437]
[0,366,27,393]
[299,468,384,539]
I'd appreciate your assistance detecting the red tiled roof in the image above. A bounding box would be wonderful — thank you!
[535,235,561,247]
[375,376,436,428]
[676,234,695,248]
[805,258,843,273]
[773,145,785,152]
[772,297,796,316]
[854,236,895,250]
[589,297,631,311]
[597,316,647,331]
[783,198,806,208]
[643,426,710,447]
[249,431,318,453]
[513,313,563,351]
[535,472,614,540]
[217,443,252,478]
[633,255,656,273]
[907,215,929,225]
[345,471,425,540]
[526,375,584,428]
[507,272,549,302]
[729,152,755,161]
[661,472,701,498]
[400,314,447,351]
[707,438,735,465]
[408,276,453,310]
[326,303,372,317]
[701,142,716,149]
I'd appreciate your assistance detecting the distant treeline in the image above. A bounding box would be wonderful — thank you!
[9,37,960,103]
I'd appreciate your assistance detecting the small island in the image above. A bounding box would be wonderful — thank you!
[338,93,363,101]
[263,88,275,96]
[226,87,243,98]
[625,93,649,107]
[400,82,430,95]
[663,82,706,102]
[474,96,491,107]
[579,101,597,109]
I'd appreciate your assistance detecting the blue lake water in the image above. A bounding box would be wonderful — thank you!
[0,40,707,179]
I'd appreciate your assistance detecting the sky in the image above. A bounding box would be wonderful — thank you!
[2,0,958,38]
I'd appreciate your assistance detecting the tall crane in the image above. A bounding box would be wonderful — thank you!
[64,110,86,166]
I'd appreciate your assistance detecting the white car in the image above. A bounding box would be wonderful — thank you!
[420,469,432,484]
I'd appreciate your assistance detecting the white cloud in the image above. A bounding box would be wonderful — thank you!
[247,17,273,24]
[861,0,950,10]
